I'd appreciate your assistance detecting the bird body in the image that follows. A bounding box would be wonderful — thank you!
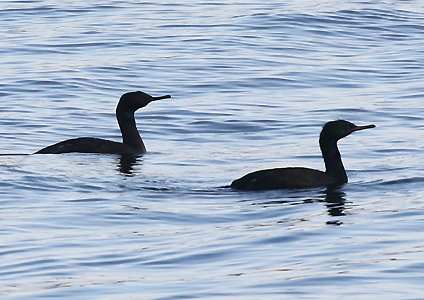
[231,120,375,190]
[35,91,171,154]
[230,167,337,190]
[35,137,136,154]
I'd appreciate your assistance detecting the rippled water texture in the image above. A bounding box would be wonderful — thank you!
[1,0,424,299]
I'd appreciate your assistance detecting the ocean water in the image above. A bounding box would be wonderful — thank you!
[1,0,424,299]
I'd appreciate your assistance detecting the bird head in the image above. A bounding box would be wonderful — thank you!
[320,120,375,142]
[117,91,171,112]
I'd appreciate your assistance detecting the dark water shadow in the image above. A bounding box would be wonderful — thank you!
[223,184,349,224]
[116,154,143,176]
[321,186,347,224]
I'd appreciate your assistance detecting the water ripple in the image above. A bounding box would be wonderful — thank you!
[1,1,424,299]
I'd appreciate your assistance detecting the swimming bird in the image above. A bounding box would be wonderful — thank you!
[35,91,171,154]
[230,120,375,190]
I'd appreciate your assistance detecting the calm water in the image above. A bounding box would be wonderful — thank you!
[1,0,424,299]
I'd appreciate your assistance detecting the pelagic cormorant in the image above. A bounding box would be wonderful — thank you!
[230,120,375,190]
[35,91,171,154]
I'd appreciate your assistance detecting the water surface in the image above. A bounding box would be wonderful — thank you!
[1,0,424,299]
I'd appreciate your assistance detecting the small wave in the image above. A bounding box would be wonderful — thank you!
[379,177,424,186]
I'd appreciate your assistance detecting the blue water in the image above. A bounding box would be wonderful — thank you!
[1,0,424,299]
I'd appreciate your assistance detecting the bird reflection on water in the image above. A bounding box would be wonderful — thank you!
[117,154,140,175]
[323,187,347,224]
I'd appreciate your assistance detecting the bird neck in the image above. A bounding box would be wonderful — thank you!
[116,108,146,153]
[319,138,348,183]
